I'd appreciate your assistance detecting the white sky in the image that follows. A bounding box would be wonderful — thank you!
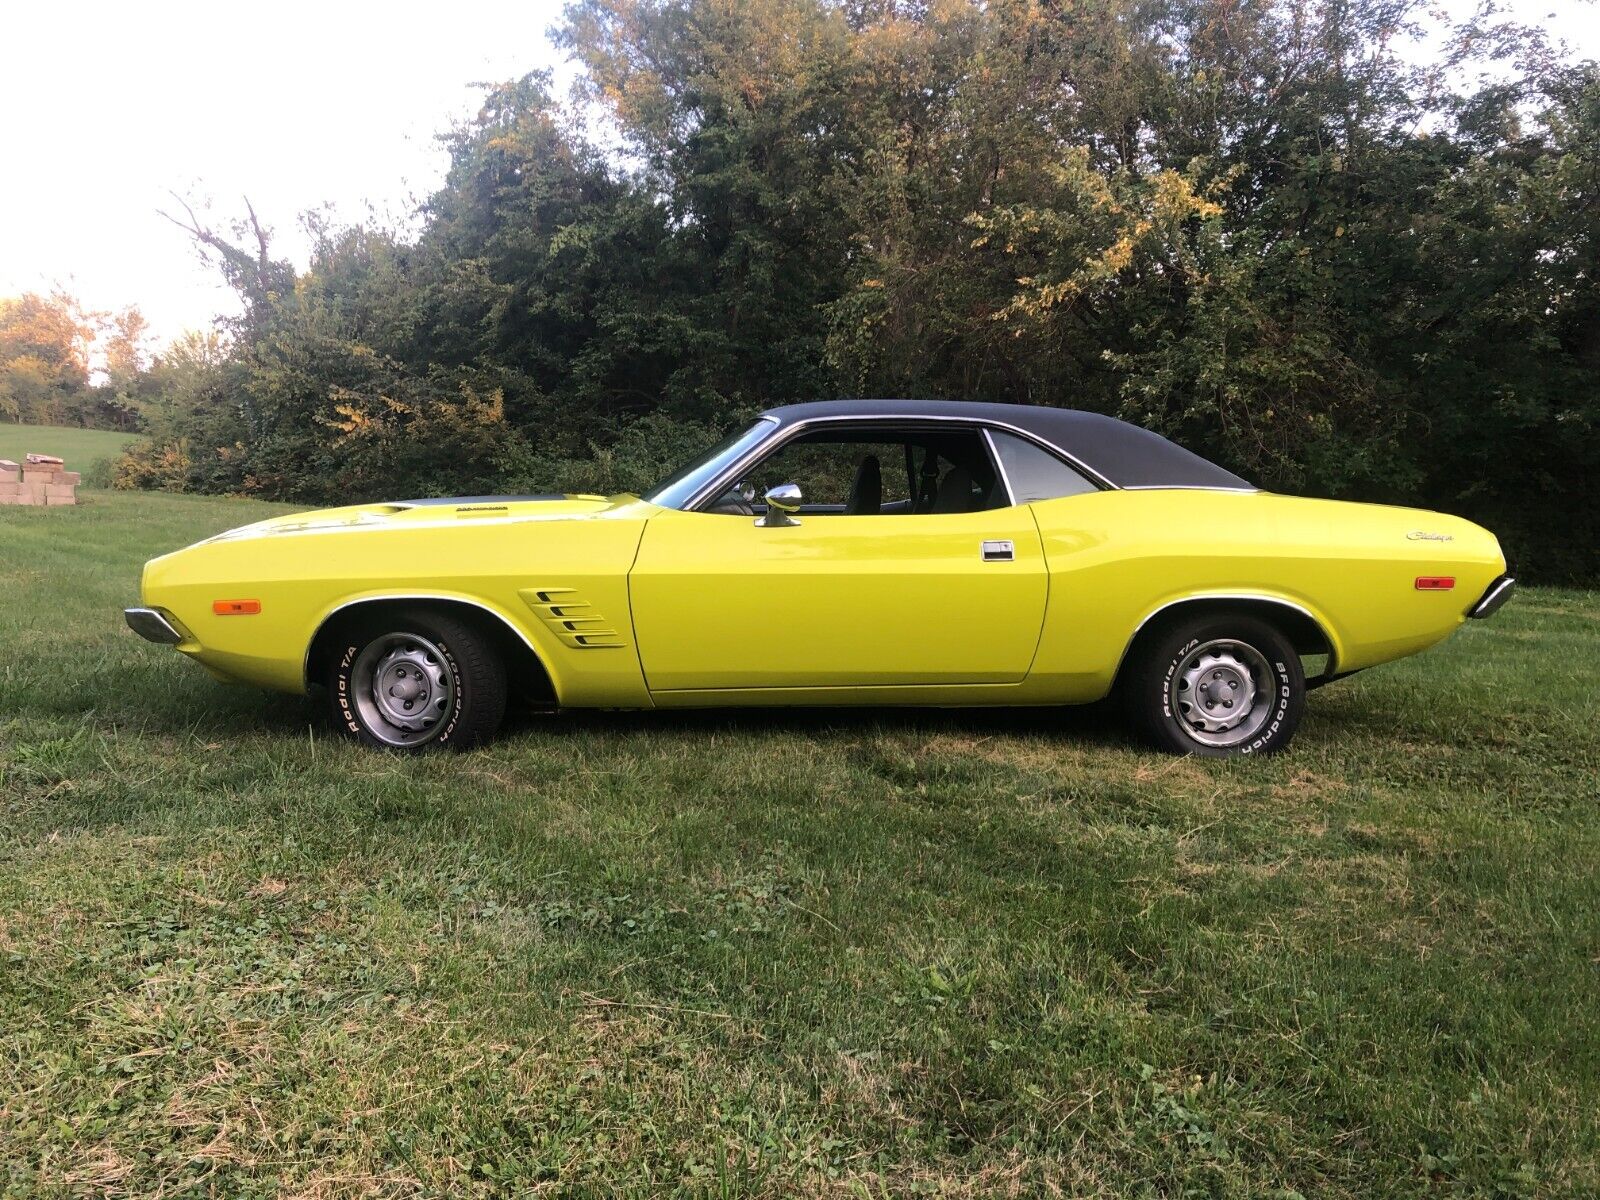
[1,0,1595,350]
[1,0,566,346]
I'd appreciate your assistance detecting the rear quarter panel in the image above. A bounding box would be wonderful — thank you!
[1025,490,1506,699]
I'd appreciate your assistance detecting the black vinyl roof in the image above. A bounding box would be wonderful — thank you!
[760,400,1255,491]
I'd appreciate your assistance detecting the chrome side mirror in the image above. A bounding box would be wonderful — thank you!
[757,482,802,527]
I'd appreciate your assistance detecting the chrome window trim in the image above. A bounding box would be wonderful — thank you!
[683,412,1114,512]
[646,416,779,509]
[980,427,1018,508]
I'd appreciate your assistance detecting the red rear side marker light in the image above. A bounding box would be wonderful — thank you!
[213,599,262,615]
[1414,577,1456,591]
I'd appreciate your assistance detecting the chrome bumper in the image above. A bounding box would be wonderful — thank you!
[124,607,184,645]
[1469,575,1516,620]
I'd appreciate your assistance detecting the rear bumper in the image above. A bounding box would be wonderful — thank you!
[124,607,185,645]
[1468,575,1516,620]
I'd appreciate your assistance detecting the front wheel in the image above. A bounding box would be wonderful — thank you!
[1125,614,1305,757]
[327,609,507,751]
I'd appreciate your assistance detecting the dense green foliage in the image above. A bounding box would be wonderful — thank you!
[121,0,1599,581]
[4,486,1599,1194]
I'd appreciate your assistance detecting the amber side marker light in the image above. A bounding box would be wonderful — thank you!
[1414,577,1456,591]
[213,599,262,616]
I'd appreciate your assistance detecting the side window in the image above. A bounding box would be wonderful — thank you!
[752,437,916,510]
[988,430,1098,503]
[713,424,1005,515]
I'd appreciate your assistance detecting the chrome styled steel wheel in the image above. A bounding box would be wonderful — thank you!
[350,633,456,748]
[1125,613,1306,757]
[326,608,508,752]
[1169,638,1274,749]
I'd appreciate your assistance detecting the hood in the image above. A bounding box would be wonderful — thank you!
[200,493,648,544]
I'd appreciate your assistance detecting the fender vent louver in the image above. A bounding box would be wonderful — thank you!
[518,587,627,649]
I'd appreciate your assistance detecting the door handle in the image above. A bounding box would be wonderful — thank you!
[981,539,1015,562]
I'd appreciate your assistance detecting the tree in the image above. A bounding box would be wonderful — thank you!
[117,0,1599,581]
[83,305,157,431]
[103,306,152,384]
[159,195,297,344]
[0,291,93,425]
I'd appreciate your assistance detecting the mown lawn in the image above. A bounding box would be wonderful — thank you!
[0,423,137,473]
[1,487,1596,1198]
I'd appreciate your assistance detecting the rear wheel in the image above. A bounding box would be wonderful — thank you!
[326,609,506,751]
[1125,614,1305,757]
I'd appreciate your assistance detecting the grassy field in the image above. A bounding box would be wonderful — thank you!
[0,422,137,473]
[1,484,1596,1198]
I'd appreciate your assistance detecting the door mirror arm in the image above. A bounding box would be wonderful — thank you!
[757,483,803,527]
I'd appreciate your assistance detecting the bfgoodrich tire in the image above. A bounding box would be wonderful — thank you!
[1126,614,1305,757]
[327,609,507,751]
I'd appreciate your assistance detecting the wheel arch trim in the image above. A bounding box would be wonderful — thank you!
[1114,592,1343,682]
[303,591,560,698]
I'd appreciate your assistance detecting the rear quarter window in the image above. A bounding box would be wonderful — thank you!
[990,430,1098,503]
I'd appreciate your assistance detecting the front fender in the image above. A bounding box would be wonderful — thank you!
[139,501,658,705]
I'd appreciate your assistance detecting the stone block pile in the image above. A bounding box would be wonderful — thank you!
[0,454,80,506]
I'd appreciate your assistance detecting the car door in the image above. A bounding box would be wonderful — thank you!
[628,423,1049,692]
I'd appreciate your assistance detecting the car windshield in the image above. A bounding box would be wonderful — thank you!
[643,419,776,510]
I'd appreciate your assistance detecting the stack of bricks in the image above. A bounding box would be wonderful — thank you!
[0,455,80,506]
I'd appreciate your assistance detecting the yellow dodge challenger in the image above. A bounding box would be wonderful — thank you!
[125,400,1514,757]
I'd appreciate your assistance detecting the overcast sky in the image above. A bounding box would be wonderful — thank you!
[2,0,1595,348]
[1,0,565,344]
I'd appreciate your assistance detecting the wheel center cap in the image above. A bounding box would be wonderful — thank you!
[1202,666,1249,708]
[386,671,425,702]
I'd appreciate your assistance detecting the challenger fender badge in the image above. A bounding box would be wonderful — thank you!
[1407,531,1453,542]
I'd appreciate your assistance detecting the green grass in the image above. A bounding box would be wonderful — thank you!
[0,422,137,472]
[2,490,1596,1197]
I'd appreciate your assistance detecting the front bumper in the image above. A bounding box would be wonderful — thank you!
[124,607,185,645]
[1468,575,1516,620]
